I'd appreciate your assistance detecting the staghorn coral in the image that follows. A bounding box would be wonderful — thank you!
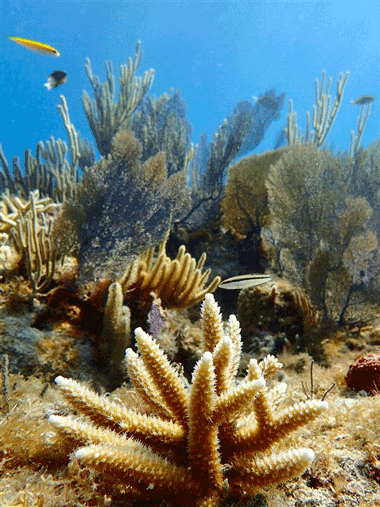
[345,353,380,394]
[49,294,327,506]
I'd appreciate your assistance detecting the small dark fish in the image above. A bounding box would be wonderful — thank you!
[350,95,375,105]
[219,274,272,290]
[44,70,67,90]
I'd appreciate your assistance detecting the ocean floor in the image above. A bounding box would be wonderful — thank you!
[0,283,380,507]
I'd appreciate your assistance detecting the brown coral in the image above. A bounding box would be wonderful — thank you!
[49,294,327,506]
[345,353,380,394]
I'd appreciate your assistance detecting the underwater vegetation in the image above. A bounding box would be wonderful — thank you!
[99,242,221,388]
[221,146,289,238]
[1,298,380,506]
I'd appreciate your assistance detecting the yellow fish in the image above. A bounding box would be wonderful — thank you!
[8,36,60,56]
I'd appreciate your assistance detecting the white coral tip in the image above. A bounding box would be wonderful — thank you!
[203,351,213,363]
[221,336,232,345]
[74,448,88,460]
[301,448,315,462]
[54,375,66,386]
[255,376,266,389]
[125,348,136,360]
[48,414,62,426]
[204,293,214,304]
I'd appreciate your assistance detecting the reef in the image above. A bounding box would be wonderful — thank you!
[0,43,380,507]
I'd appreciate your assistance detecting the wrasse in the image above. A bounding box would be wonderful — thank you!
[219,273,271,290]
[8,36,60,56]
[350,95,375,105]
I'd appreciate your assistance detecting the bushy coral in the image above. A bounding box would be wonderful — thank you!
[221,147,288,237]
[57,129,191,283]
[82,41,154,157]
[132,90,193,176]
[266,143,378,323]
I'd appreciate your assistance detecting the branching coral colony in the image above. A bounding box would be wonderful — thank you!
[49,294,327,506]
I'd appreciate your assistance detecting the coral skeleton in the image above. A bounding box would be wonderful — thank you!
[50,294,327,506]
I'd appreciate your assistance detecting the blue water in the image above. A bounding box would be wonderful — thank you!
[1,1,379,166]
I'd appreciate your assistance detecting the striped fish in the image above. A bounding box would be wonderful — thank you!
[218,273,271,290]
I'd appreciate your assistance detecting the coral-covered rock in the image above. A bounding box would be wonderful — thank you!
[345,353,380,394]
[237,279,320,342]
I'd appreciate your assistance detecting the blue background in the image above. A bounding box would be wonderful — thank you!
[1,1,378,166]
